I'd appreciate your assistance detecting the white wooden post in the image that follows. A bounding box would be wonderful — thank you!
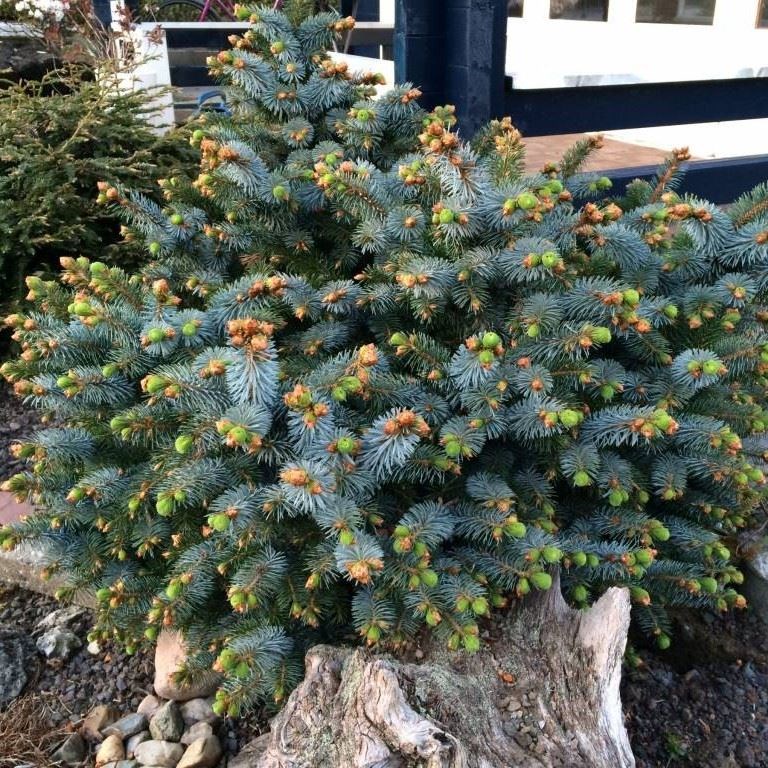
[713,0,761,29]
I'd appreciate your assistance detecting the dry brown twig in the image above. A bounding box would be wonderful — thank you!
[0,693,73,766]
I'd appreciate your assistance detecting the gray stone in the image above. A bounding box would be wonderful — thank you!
[133,740,185,767]
[96,734,126,766]
[35,605,87,632]
[100,763,139,768]
[0,628,38,709]
[81,704,120,742]
[180,722,213,746]
[103,713,148,739]
[51,732,87,766]
[36,627,82,659]
[149,700,184,742]
[179,698,219,726]
[87,640,102,655]
[137,694,162,719]
[176,736,222,768]
[126,730,151,757]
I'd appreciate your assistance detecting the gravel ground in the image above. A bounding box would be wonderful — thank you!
[1,384,768,766]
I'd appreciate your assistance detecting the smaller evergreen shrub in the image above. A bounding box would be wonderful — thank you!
[0,68,195,315]
[1,7,767,715]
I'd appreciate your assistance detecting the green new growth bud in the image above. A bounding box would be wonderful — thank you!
[356,109,370,122]
[656,633,671,650]
[478,350,495,365]
[630,587,651,605]
[144,626,159,641]
[516,577,530,595]
[331,387,347,401]
[572,585,588,602]
[73,301,94,317]
[663,304,678,319]
[702,360,721,376]
[591,327,612,344]
[587,554,600,568]
[148,241,161,255]
[541,251,559,269]
[209,513,230,532]
[622,289,640,306]
[462,633,480,652]
[413,541,427,557]
[457,596,471,612]
[173,490,187,503]
[526,324,540,338]
[516,192,537,210]
[531,571,552,590]
[571,551,587,567]
[366,625,382,644]
[389,332,409,346]
[597,176,613,190]
[573,470,591,487]
[95,588,111,602]
[56,375,75,389]
[542,546,562,564]
[481,331,501,349]
[127,497,141,513]
[560,409,582,428]
[339,529,355,546]
[635,549,653,566]
[336,436,356,454]
[439,209,455,224]
[165,581,182,599]
[146,375,167,394]
[608,489,624,507]
[505,521,526,538]
[170,213,184,226]
[444,440,462,458]
[599,384,615,400]
[182,322,198,337]
[102,364,118,377]
[471,597,489,615]
[651,525,670,542]
[229,426,249,445]
[89,261,107,274]
[548,179,564,194]
[147,328,166,344]
[156,496,174,517]
[700,577,718,594]
[420,569,439,588]
[272,185,289,200]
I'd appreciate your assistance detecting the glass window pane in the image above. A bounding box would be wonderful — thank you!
[508,0,523,17]
[636,0,716,25]
[550,0,608,20]
[759,0,768,27]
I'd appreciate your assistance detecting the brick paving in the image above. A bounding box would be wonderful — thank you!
[523,133,676,173]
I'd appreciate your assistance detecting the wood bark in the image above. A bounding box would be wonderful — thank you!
[243,578,635,768]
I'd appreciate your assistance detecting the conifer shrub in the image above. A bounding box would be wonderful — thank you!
[2,7,768,713]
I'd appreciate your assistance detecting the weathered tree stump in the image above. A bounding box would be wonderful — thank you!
[243,579,635,768]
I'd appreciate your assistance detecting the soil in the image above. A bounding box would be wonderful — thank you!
[1,383,767,767]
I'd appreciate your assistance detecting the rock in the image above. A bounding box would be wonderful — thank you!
[35,605,87,632]
[81,704,120,742]
[179,698,219,726]
[176,736,222,768]
[181,722,213,746]
[745,542,768,623]
[36,627,82,659]
[126,730,152,757]
[96,734,126,766]
[0,628,38,709]
[102,763,139,768]
[87,640,102,655]
[137,694,162,719]
[149,700,184,742]
[153,631,220,701]
[103,713,149,739]
[133,739,185,767]
[51,732,87,766]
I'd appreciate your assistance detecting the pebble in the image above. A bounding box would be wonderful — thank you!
[137,694,163,719]
[51,733,87,766]
[36,627,82,659]
[181,722,214,745]
[176,736,222,768]
[127,730,152,757]
[150,700,184,742]
[103,712,149,739]
[133,739,185,767]
[180,697,219,726]
[96,734,126,766]
[82,704,121,742]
